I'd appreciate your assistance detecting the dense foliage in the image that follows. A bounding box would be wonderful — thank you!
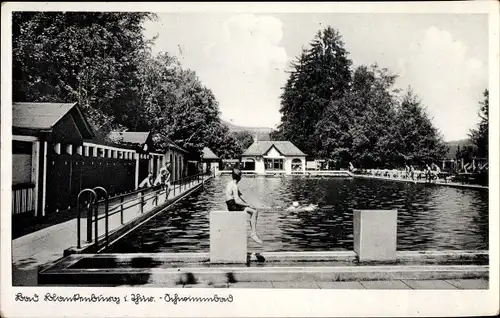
[272,27,352,155]
[273,26,448,168]
[12,12,241,159]
[469,89,489,159]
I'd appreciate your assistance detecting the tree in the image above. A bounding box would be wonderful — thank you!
[207,124,240,159]
[274,25,451,168]
[275,26,352,157]
[316,65,400,168]
[140,56,222,158]
[232,131,255,156]
[13,12,238,160]
[135,52,239,159]
[469,89,489,159]
[393,88,448,165]
[12,12,156,139]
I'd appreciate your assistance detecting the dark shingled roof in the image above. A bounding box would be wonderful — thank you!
[13,102,77,129]
[242,141,306,156]
[202,147,219,160]
[109,131,188,154]
[163,137,188,154]
[108,131,150,145]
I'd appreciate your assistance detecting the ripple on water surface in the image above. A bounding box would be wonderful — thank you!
[106,176,489,253]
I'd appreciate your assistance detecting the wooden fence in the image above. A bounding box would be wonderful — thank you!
[45,154,136,214]
[12,183,35,215]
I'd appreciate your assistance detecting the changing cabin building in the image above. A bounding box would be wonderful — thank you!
[241,141,306,175]
[12,102,96,219]
[201,147,220,174]
[12,102,192,233]
[108,131,188,187]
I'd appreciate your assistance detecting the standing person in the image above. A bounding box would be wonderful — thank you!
[155,163,172,198]
[431,163,441,181]
[226,168,263,245]
[424,164,432,182]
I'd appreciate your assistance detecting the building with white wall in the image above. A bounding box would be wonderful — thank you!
[241,141,306,175]
[12,102,95,218]
[109,131,189,186]
[202,147,220,174]
[12,102,192,228]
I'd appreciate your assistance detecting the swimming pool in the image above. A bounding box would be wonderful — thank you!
[105,176,489,253]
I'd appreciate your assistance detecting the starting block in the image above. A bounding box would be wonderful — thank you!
[353,209,398,262]
[210,211,247,263]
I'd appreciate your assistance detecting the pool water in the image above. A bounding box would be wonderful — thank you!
[105,176,489,253]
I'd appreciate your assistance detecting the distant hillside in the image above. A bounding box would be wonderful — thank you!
[445,138,474,159]
[221,119,274,141]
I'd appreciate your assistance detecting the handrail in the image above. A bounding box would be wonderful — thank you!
[84,171,207,249]
[76,189,96,249]
[100,186,165,219]
[93,187,109,250]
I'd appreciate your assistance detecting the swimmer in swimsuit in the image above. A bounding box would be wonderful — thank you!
[286,201,318,211]
[226,168,263,245]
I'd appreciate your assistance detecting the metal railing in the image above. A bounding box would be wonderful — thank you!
[76,189,96,249]
[76,171,208,252]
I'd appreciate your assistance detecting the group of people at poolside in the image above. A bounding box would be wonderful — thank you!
[138,163,172,202]
[226,168,319,245]
[404,163,441,182]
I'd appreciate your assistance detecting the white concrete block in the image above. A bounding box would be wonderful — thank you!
[210,211,247,264]
[353,209,397,262]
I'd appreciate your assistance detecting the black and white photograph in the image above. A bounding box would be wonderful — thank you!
[1,2,499,317]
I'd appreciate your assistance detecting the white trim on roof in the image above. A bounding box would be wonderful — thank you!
[263,155,286,159]
[13,135,39,142]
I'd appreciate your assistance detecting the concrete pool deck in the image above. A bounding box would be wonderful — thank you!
[188,278,489,289]
[11,176,211,286]
[353,174,488,190]
[37,250,489,288]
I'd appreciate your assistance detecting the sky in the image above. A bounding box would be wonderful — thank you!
[143,13,489,142]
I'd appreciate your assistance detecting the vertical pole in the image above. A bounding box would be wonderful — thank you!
[134,153,140,189]
[94,203,98,251]
[120,196,124,224]
[20,189,24,215]
[42,141,48,216]
[32,141,40,217]
[86,202,92,243]
[140,190,144,214]
[77,203,81,249]
[105,198,109,246]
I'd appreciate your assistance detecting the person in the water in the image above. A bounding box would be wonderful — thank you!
[226,168,263,245]
[286,201,318,211]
